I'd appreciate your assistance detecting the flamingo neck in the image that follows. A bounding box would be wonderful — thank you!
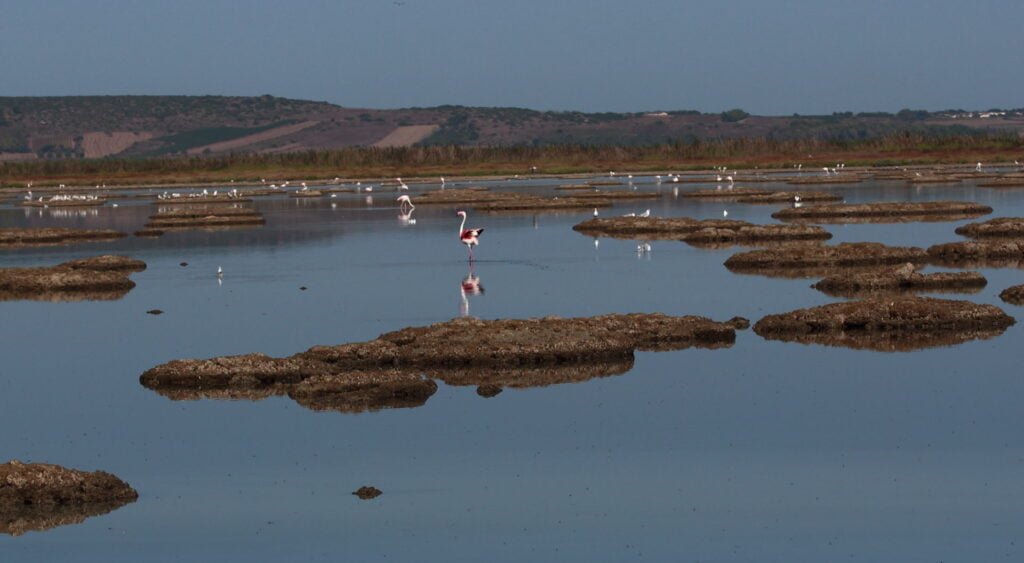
[459,213,467,234]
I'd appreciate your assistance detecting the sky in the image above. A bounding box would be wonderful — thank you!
[1,0,1022,116]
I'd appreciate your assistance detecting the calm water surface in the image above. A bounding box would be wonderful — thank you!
[2,175,1023,561]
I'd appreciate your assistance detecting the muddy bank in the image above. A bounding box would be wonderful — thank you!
[927,240,1024,267]
[143,207,265,231]
[725,242,929,278]
[736,191,844,204]
[786,176,864,185]
[954,217,1024,239]
[1000,285,1024,305]
[141,313,744,409]
[681,188,842,204]
[289,190,323,198]
[476,197,614,212]
[573,217,831,244]
[754,297,1015,351]
[681,187,771,199]
[811,263,987,298]
[21,197,107,207]
[151,195,253,204]
[978,178,1024,188]
[0,255,145,301]
[564,190,661,201]
[0,460,137,535]
[60,255,147,272]
[556,184,595,190]
[0,227,126,248]
[772,201,991,224]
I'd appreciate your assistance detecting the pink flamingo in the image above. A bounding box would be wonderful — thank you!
[456,210,484,260]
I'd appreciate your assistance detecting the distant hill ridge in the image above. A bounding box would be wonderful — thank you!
[0,95,1021,160]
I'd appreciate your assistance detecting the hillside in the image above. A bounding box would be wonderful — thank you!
[1,96,1022,161]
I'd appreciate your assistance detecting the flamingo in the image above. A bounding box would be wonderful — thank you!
[397,194,415,211]
[456,210,484,260]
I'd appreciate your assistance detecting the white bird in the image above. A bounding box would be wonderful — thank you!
[216,266,223,277]
[397,194,415,210]
[722,209,729,217]
[638,209,650,217]
[593,208,599,217]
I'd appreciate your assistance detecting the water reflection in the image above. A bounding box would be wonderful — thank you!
[0,500,137,536]
[756,326,1011,352]
[459,264,484,316]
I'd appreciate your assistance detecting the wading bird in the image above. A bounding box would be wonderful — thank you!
[456,210,484,261]
[397,194,415,211]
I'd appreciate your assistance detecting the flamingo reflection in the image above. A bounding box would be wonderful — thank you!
[459,264,484,317]
[397,195,416,224]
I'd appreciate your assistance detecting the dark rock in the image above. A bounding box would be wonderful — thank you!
[353,486,382,500]
[476,384,503,397]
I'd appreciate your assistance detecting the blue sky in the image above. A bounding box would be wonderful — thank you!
[1,0,1021,115]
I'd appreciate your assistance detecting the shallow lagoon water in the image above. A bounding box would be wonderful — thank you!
[3,175,1024,561]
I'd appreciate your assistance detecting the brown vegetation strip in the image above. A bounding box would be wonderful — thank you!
[574,217,831,244]
[753,297,1014,352]
[140,313,745,411]
[772,201,992,223]
[811,263,986,298]
[955,217,1024,238]
[0,460,137,536]
[0,227,126,247]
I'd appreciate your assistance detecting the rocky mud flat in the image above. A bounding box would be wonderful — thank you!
[772,201,992,224]
[927,240,1024,267]
[736,191,844,204]
[20,198,108,207]
[681,187,773,200]
[140,313,746,411]
[954,217,1024,238]
[725,242,929,278]
[786,176,865,185]
[573,217,831,245]
[0,460,138,536]
[150,195,253,204]
[0,255,145,302]
[0,227,127,248]
[680,188,842,204]
[475,197,615,212]
[999,285,1024,305]
[753,297,1015,352]
[811,263,987,298]
[978,177,1024,188]
[136,207,265,236]
[288,190,324,198]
